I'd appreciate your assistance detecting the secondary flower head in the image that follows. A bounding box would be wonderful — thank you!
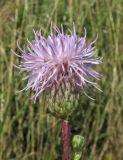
[16,25,102,102]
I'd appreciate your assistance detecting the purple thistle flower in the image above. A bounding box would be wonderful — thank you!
[15,25,102,102]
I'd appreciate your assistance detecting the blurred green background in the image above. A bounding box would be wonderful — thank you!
[0,0,123,159]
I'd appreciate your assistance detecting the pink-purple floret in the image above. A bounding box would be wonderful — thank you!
[16,25,102,101]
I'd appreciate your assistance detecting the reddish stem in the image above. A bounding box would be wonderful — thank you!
[62,120,71,160]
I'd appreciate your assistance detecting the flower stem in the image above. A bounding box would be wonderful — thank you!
[62,120,71,160]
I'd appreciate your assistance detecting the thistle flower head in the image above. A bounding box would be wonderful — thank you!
[16,25,102,102]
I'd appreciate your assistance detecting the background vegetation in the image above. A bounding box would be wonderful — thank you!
[0,0,123,159]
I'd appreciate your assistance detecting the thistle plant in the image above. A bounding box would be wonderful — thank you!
[15,24,102,160]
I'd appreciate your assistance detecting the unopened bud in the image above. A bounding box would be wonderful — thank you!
[72,135,85,151]
[73,152,81,160]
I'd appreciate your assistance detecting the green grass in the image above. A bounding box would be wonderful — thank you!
[0,0,123,159]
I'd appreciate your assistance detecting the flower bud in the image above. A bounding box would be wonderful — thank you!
[73,152,81,160]
[72,135,85,151]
